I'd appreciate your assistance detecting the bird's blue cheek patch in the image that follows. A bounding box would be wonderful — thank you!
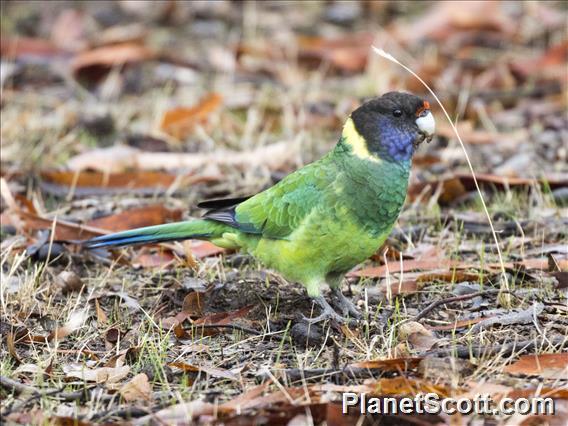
[377,118,415,162]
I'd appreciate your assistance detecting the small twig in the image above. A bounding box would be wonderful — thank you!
[424,336,566,359]
[414,290,501,321]
[190,323,287,342]
[0,376,36,395]
[0,376,101,417]
[89,406,152,422]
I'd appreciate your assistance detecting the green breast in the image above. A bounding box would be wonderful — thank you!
[333,141,411,238]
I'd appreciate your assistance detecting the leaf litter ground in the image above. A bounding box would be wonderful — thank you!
[1,1,567,425]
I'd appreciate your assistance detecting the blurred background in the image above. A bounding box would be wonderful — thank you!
[0,0,566,220]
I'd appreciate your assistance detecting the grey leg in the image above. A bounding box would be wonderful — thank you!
[331,287,362,319]
[302,296,348,324]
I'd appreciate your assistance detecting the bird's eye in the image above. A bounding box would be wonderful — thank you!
[393,109,402,117]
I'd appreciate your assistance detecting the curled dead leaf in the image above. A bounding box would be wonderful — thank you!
[398,321,439,352]
[160,93,222,139]
[119,373,152,402]
[48,309,89,342]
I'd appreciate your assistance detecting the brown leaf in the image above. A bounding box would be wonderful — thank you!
[187,240,225,259]
[119,373,152,402]
[409,173,568,204]
[427,316,497,332]
[6,333,22,364]
[349,357,422,371]
[168,361,237,381]
[48,310,89,342]
[194,305,253,326]
[67,141,299,174]
[86,205,182,232]
[351,259,458,278]
[297,33,374,73]
[0,37,66,59]
[55,271,84,294]
[15,210,106,241]
[40,170,179,197]
[64,363,130,383]
[549,253,568,272]
[352,258,549,279]
[71,42,155,79]
[160,93,222,139]
[95,299,108,324]
[503,353,568,379]
[374,376,452,397]
[512,41,568,82]
[105,328,121,344]
[182,292,205,317]
[379,279,422,296]
[398,322,439,352]
[132,251,176,269]
[133,400,215,425]
[392,1,515,45]
[416,271,481,283]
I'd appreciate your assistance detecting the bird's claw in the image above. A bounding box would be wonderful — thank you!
[301,309,347,325]
[303,294,360,325]
[332,289,362,319]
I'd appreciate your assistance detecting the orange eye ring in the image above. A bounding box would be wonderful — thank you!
[416,100,430,117]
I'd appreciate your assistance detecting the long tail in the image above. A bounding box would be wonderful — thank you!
[85,220,227,249]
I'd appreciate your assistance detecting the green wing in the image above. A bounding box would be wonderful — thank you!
[203,156,336,239]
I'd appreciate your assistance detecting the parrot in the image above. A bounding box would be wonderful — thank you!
[86,92,435,323]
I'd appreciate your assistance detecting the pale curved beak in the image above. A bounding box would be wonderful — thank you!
[416,110,435,138]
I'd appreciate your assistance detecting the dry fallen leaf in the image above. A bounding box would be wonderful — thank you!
[119,373,152,402]
[40,170,180,197]
[160,93,222,139]
[71,42,155,79]
[86,205,182,232]
[66,141,300,173]
[349,357,422,371]
[48,309,89,342]
[95,299,108,325]
[133,400,215,426]
[182,292,205,317]
[408,173,568,204]
[398,321,439,352]
[296,33,374,73]
[391,1,515,44]
[186,240,226,259]
[374,376,452,397]
[168,361,238,381]
[503,353,568,379]
[55,271,84,294]
[64,363,130,384]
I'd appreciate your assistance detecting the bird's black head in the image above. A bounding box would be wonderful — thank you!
[345,92,435,163]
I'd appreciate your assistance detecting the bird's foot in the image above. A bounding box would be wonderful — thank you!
[302,296,355,324]
[331,288,362,319]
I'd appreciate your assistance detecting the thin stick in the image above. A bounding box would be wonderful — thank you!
[372,46,510,307]
[413,290,500,321]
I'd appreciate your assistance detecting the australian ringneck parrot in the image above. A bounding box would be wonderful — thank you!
[86,92,436,323]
